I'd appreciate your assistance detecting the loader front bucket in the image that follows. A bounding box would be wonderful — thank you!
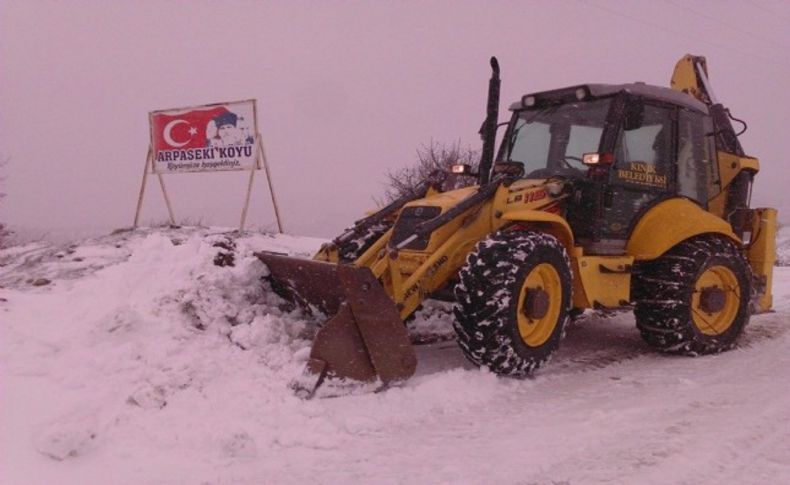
[256,252,417,398]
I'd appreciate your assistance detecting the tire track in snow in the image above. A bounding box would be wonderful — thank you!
[412,309,789,385]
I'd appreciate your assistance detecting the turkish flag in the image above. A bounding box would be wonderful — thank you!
[151,106,229,150]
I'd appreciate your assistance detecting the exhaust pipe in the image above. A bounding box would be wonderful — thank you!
[478,56,501,185]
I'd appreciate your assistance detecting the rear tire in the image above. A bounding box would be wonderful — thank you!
[453,231,572,377]
[632,235,751,354]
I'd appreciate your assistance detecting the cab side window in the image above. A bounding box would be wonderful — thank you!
[612,103,673,191]
[677,109,713,207]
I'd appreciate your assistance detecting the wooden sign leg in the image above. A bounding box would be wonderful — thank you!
[258,137,284,234]
[133,147,152,228]
[157,174,176,226]
[239,168,256,232]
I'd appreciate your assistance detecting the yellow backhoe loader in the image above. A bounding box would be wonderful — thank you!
[258,55,777,397]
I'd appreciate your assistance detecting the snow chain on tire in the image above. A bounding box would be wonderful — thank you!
[453,230,572,377]
[632,235,751,355]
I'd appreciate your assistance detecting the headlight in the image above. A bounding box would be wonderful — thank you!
[451,164,473,175]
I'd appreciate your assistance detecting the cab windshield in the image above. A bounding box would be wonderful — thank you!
[501,98,612,178]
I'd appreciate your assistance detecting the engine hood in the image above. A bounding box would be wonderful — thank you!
[402,178,564,214]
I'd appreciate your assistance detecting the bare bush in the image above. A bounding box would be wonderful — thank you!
[381,141,480,203]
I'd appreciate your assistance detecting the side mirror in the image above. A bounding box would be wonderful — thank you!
[583,152,614,182]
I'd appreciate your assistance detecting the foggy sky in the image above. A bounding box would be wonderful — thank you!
[1,0,789,239]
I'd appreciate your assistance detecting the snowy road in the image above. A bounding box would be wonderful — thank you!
[1,229,788,484]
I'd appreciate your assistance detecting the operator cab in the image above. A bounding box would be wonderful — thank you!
[495,83,720,255]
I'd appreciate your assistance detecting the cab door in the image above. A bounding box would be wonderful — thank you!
[595,101,676,252]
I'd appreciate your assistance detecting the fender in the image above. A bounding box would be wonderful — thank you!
[501,210,574,250]
[627,198,740,260]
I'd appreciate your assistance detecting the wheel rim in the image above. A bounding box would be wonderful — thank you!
[692,265,740,336]
[517,263,562,347]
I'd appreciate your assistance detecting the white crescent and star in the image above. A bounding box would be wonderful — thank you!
[163,119,192,147]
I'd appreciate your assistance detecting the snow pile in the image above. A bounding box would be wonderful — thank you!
[1,229,322,474]
[1,228,500,483]
[406,300,457,343]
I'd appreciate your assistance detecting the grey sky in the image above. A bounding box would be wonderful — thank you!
[1,0,789,238]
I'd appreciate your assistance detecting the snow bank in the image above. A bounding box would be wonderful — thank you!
[776,225,790,266]
[0,228,501,483]
[1,229,317,478]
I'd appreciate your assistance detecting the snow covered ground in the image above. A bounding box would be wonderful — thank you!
[1,227,788,484]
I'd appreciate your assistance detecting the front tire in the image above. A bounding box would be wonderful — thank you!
[632,235,751,354]
[453,231,572,377]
